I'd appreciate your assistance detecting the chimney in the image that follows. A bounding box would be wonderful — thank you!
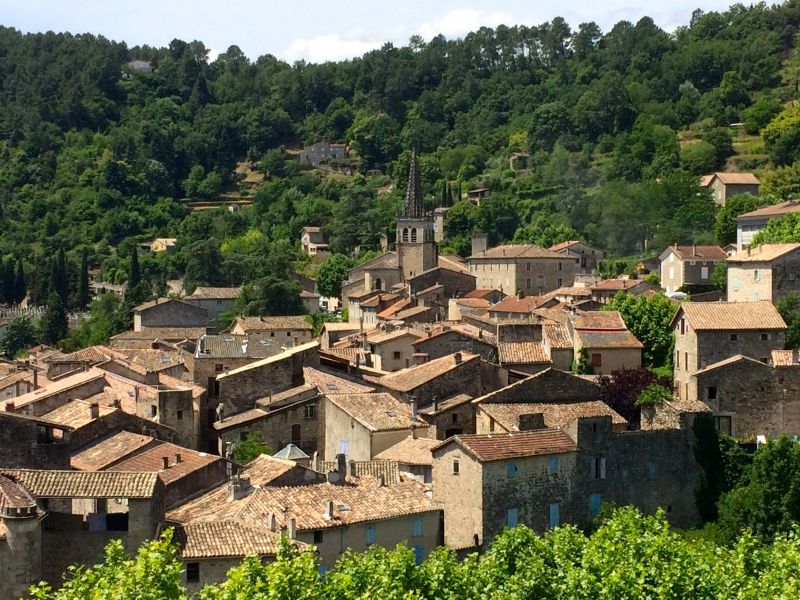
[348,460,358,478]
[89,402,100,420]
[6,401,14,411]
[32,369,38,391]
[518,413,546,431]
[325,499,334,519]
[312,451,321,471]
[471,233,488,256]
[267,513,277,532]
[336,453,346,476]
[228,475,251,501]
[692,243,697,256]
[432,396,439,412]
[454,352,462,364]
[411,397,418,421]
[175,453,182,464]
[378,474,385,487]
[288,517,297,540]
[162,456,170,470]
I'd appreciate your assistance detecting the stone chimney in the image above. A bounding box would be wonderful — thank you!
[517,290,524,299]
[288,517,297,539]
[228,475,251,501]
[336,453,346,476]
[471,233,488,256]
[348,460,358,478]
[518,413,546,431]
[325,499,334,519]
[32,369,38,391]
[162,456,170,470]
[454,352,462,365]
[89,402,100,420]
[175,453,182,464]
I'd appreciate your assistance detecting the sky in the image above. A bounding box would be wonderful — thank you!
[0,0,737,64]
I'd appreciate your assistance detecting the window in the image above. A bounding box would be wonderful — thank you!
[680,318,686,335]
[287,331,291,337]
[186,563,199,583]
[176,410,183,421]
[240,431,249,441]
[216,299,222,305]
[730,334,738,341]
[701,266,709,279]
[507,508,518,527]
[591,456,606,479]
[411,229,417,242]
[557,278,563,287]
[707,386,717,401]
[214,363,223,373]
[732,275,740,291]
[452,459,460,475]
[339,440,349,455]
[150,405,157,418]
[489,418,495,432]
[591,353,602,368]
[393,351,401,360]
[313,530,324,544]
[754,269,760,282]
[557,262,563,271]
[366,525,376,545]
[684,352,688,370]
[304,403,316,419]
[589,493,601,517]
[452,413,459,423]
[791,271,797,281]
[413,544,424,565]
[715,415,733,436]
[550,456,559,474]
[270,332,275,337]
[548,502,560,529]
[648,464,657,479]
[412,517,423,537]
[536,275,545,288]
[507,462,517,479]
[761,333,770,341]
[526,262,531,271]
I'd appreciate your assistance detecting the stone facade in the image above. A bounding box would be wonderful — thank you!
[727,244,800,304]
[133,299,208,332]
[659,246,726,294]
[0,413,71,469]
[369,332,420,372]
[468,252,577,295]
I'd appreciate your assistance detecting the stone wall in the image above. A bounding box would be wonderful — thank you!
[324,397,372,460]
[476,369,599,405]
[470,257,576,295]
[68,410,176,450]
[431,444,485,549]
[14,376,108,417]
[134,300,207,331]
[0,514,42,600]
[0,413,70,468]
[408,267,476,298]
[728,253,800,304]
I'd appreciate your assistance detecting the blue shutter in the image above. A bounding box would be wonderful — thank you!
[548,502,560,528]
[412,517,423,537]
[590,493,601,516]
[550,457,559,474]
[413,544,424,565]
[507,508,518,528]
[507,462,517,478]
[366,525,375,544]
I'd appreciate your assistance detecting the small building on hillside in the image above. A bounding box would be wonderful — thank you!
[571,311,643,374]
[299,142,347,168]
[550,240,604,274]
[300,227,329,257]
[700,172,759,207]
[468,245,578,296]
[659,245,728,294]
[726,243,800,303]
[736,199,800,250]
[230,316,313,346]
[133,298,208,333]
[184,287,241,326]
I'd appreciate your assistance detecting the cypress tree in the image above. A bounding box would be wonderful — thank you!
[0,258,12,304]
[41,291,67,345]
[128,247,141,289]
[77,249,90,310]
[14,258,25,304]
[49,247,69,305]
[440,180,448,207]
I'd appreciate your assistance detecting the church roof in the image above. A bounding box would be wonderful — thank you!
[402,150,424,219]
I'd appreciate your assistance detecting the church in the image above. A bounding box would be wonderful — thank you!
[340,151,475,324]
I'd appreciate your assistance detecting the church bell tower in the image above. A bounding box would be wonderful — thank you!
[396,150,437,280]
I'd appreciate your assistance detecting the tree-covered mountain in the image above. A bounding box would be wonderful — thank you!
[2,2,800,309]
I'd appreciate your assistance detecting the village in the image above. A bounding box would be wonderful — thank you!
[1,153,797,596]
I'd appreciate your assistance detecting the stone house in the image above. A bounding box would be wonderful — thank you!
[166,455,440,588]
[590,278,659,305]
[419,393,477,440]
[549,240,604,274]
[659,245,728,294]
[0,412,71,469]
[412,327,497,363]
[374,435,438,483]
[570,311,643,374]
[299,142,347,168]
[133,298,208,333]
[468,244,578,295]
[323,391,430,461]
[360,293,402,325]
[366,328,422,372]
[140,238,177,253]
[229,315,313,347]
[487,292,555,320]
[0,370,35,401]
[726,243,800,303]
[432,411,703,549]
[300,226,330,257]
[184,287,241,326]
[700,172,759,207]
[671,301,786,403]
[736,199,800,250]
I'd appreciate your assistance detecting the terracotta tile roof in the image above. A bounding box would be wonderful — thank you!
[455,297,490,308]
[213,408,267,431]
[322,322,369,333]
[377,299,412,319]
[675,301,786,331]
[134,298,199,313]
[727,243,800,262]
[40,399,114,429]
[109,443,221,485]
[395,306,432,320]
[664,245,728,261]
[256,384,319,409]
[699,174,714,187]
[463,289,503,300]
[694,354,770,375]
[2,470,159,498]
[196,333,281,359]
[438,429,576,462]
[216,342,319,379]
[233,315,311,331]
[547,286,592,297]
[318,460,401,485]
[321,347,365,364]
[549,240,583,252]
[707,172,760,185]
[327,392,429,432]
[737,199,800,220]
[412,325,496,347]
[0,474,38,511]
[591,279,651,291]
[117,348,185,372]
[419,393,474,415]
[302,366,374,394]
[367,328,421,345]
[185,286,241,300]
[348,251,397,272]
[479,401,627,431]
[6,368,107,410]
[437,255,469,273]
[243,455,325,487]
[489,295,549,314]
[173,520,286,559]
[497,341,551,364]
[368,352,480,392]
[572,311,626,330]
[374,436,437,466]
[71,431,157,471]
[111,327,207,341]
[543,323,573,349]
[469,244,569,260]
[361,293,400,308]
[772,349,800,367]
[56,345,126,364]
[576,330,644,349]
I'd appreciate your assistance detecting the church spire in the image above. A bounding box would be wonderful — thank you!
[402,149,424,219]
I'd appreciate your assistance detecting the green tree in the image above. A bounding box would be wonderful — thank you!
[40,291,68,346]
[777,292,800,349]
[635,383,671,406]
[763,105,800,166]
[712,260,727,292]
[752,212,800,245]
[236,276,304,316]
[604,291,677,367]
[0,317,39,357]
[714,193,776,245]
[572,347,594,374]
[77,248,90,310]
[231,432,272,464]
[13,258,25,304]
[744,96,782,134]
[316,254,353,299]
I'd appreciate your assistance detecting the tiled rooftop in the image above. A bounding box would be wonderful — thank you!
[727,243,800,262]
[468,244,571,260]
[497,341,551,364]
[676,301,786,331]
[303,366,374,394]
[543,323,573,349]
[665,245,728,261]
[233,315,312,331]
[185,286,242,300]
[2,470,159,498]
[439,429,577,462]
[572,311,626,330]
[41,400,116,429]
[71,431,157,471]
[737,199,800,220]
[109,443,221,485]
[327,392,428,432]
[374,436,438,466]
[172,520,290,559]
[368,352,480,392]
[575,329,644,349]
[478,401,627,431]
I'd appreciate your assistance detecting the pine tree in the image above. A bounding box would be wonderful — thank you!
[77,248,90,310]
[13,258,25,304]
[41,291,67,345]
[49,247,69,305]
[128,247,141,289]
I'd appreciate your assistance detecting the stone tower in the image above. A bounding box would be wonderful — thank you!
[397,150,437,280]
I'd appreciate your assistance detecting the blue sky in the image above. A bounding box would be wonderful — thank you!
[0,0,736,63]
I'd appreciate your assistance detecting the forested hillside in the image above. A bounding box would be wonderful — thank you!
[3,2,800,315]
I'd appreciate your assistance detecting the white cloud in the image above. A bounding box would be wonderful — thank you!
[283,34,384,63]
[417,8,517,40]
[206,48,219,63]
